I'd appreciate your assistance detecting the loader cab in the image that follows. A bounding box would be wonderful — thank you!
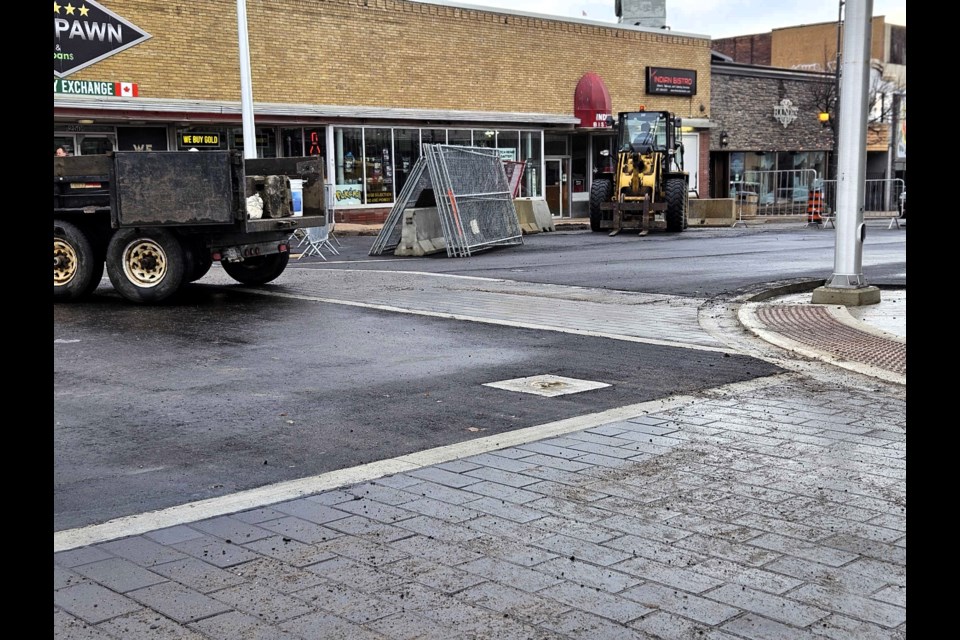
[615,110,684,171]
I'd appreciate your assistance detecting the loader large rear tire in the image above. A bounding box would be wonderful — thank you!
[665,178,687,232]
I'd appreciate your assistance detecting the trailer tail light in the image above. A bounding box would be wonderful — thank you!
[278,243,288,253]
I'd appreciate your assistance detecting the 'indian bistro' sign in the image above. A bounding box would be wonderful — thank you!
[645,67,697,96]
[54,0,152,78]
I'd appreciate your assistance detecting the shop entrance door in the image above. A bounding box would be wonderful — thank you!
[545,157,570,217]
[682,133,700,196]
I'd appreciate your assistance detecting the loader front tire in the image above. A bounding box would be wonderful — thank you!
[589,179,612,232]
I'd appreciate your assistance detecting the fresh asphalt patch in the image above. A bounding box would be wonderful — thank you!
[54,286,782,531]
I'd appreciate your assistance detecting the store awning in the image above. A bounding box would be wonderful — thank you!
[573,73,612,129]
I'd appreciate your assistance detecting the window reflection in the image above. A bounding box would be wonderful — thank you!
[394,128,420,194]
[364,128,394,204]
[520,131,542,197]
[326,126,546,206]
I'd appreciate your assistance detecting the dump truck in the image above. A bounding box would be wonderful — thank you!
[54,150,326,304]
[589,109,688,235]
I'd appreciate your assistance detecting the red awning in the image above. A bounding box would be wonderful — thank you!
[574,73,612,128]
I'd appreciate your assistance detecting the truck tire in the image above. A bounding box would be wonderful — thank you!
[589,179,612,232]
[54,219,104,301]
[106,228,186,304]
[665,178,687,232]
[221,252,290,285]
[183,240,214,283]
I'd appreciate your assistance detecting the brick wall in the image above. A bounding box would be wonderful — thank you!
[69,0,712,117]
[710,71,834,152]
[712,34,771,66]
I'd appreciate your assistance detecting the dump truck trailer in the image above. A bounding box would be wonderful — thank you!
[54,150,326,304]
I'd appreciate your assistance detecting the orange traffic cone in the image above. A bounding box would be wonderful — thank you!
[806,190,824,225]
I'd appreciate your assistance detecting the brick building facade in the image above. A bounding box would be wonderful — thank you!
[54,0,714,222]
[712,16,906,187]
[707,58,835,201]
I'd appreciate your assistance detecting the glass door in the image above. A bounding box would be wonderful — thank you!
[545,157,570,217]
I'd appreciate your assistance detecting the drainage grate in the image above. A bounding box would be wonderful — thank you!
[483,374,611,397]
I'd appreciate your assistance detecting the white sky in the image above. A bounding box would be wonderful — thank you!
[423,1,906,39]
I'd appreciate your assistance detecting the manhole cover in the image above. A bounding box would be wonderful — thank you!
[483,374,610,397]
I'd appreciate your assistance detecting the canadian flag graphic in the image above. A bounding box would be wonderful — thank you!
[115,82,139,97]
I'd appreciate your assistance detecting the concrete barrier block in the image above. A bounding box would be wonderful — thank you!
[395,207,447,256]
[515,198,555,234]
[688,198,738,227]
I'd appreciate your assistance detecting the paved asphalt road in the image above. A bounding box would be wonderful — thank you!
[54,222,905,533]
[53,221,907,640]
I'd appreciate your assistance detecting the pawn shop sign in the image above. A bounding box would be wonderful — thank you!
[54,0,152,78]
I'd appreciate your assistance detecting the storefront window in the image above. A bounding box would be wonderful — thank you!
[54,135,75,156]
[394,128,420,194]
[177,126,228,150]
[334,127,363,206]
[520,130,542,198]
[571,135,588,193]
[421,129,445,148]
[591,133,616,176]
[305,128,324,157]
[364,127,394,205]
[446,129,471,146]
[496,130,519,162]
[228,126,277,157]
[280,128,304,157]
[117,126,167,152]
[472,129,497,148]
[729,151,828,201]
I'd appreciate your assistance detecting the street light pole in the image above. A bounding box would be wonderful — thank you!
[237,0,257,160]
[812,0,880,306]
[829,1,844,182]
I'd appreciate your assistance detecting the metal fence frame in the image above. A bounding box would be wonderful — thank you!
[819,178,905,228]
[729,170,905,229]
[370,145,523,257]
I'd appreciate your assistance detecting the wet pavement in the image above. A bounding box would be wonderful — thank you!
[55,225,906,640]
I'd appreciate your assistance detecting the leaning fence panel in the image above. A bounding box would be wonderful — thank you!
[369,144,524,258]
[431,145,523,256]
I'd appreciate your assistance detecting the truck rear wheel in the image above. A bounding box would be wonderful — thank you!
[665,178,687,232]
[183,240,214,283]
[221,252,289,285]
[54,219,104,301]
[589,179,612,232]
[106,228,186,304]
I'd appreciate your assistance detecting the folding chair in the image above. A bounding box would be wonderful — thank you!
[289,229,310,248]
[325,184,342,248]
[298,216,340,260]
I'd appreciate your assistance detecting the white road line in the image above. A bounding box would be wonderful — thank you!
[231,288,740,354]
[54,374,788,552]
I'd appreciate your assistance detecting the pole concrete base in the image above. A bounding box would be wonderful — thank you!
[810,285,881,306]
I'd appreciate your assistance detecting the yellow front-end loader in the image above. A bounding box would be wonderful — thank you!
[589,109,688,236]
